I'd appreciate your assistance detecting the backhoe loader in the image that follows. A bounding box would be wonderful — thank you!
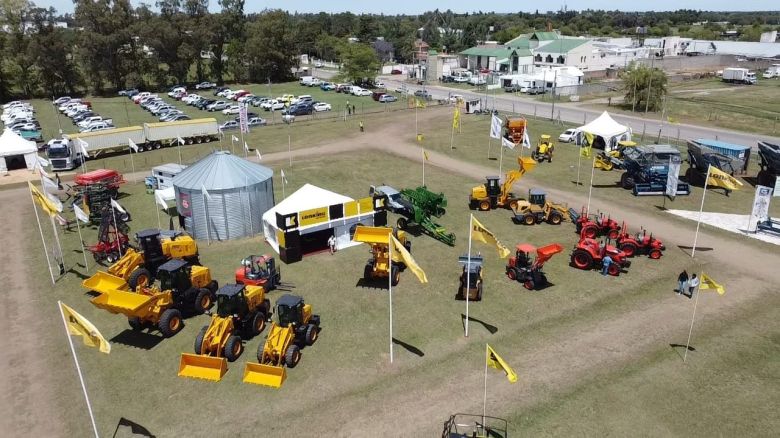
[243,294,320,388]
[352,225,412,286]
[178,284,271,381]
[469,157,537,211]
[511,188,575,226]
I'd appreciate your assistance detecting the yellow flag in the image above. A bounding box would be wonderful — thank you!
[416,134,424,143]
[580,145,591,158]
[580,131,593,158]
[667,116,677,124]
[415,98,426,108]
[699,273,725,295]
[707,166,743,191]
[29,182,60,217]
[423,150,429,161]
[60,302,111,354]
[452,107,460,130]
[487,344,517,383]
[390,234,428,283]
[471,216,510,258]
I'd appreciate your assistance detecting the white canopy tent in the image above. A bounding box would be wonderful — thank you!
[0,129,38,173]
[577,111,632,152]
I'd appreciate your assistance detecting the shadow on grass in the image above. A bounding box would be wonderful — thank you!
[112,417,156,438]
[677,245,714,256]
[110,330,165,350]
[392,338,424,357]
[461,313,498,334]
[669,343,696,360]
[355,278,389,290]
[67,267,90,280]
[591,183,622,189]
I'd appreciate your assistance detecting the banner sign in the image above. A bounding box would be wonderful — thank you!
[666,155,681,198]
[749,185,773,231]
[299,206,329,227]
[239,103,249,133]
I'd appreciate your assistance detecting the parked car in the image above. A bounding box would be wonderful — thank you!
[72,111,96,123]
[222,105,241,115]
[283,103,313,116]
[292,95,313,105]
[391,69,402,75]
[558,129,578,143]
[313,102,332,112]
[232,90,250,101]
[375,81,385,88]
[213,86,228,96]
[167,86,186,97]
[237,94,255,103]
[82,122,112,132]
[468,76,487,85]
[247,117,267,126]
[196,99,215,110]
[320,82,336,91]
[54,96,72,105]
[453,75,469,83]
[195,81,217,90]
[168,114,191,121]
[249,96,269,107]
[314,61,323,68]
[371,91,386,101]
[413,90,432,100]
[261,99,285,111]
[378,94,397,103]
[208,101,228,111]
[219,120,239,131]
[216,88,232,97]
[353,88,372,96]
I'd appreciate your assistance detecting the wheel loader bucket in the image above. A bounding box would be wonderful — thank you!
[82,271,130,294]
[90,289,154,315]
[178,353,227,382]
[242,362,287,388]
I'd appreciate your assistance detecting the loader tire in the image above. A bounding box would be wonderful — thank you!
[305,324,319,346]
[548,212,562,225]
[193,325,208,354]
[194,289,213,314]
[476,283,483,301]
[571,249,593,270]
[404,240,412,253]
[479,200,491,211]
[159,309,183,337]
[285,345,301,368]
[390,265,400,286]
[364,262,373,282]
[128,268,152,291]
[649,249,662,260]
[523,214,535,225]
[248,311,266,336]
[128,317,144,331]
[396,218,407,230]
[224,335,243,362]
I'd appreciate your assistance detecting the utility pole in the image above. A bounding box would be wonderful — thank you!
[644,54,655,114]
[550,68,558,120]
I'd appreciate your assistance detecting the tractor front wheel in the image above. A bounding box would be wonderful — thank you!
[224,335,243,362]
[581,225,597,239]
[620,243,637,257]
[396,217,407,230]
[548,212,562,225]
[524,280,535,290]
[608,264,621,276]
[523,214,535,225]
[506,268,517,281]
[286,345,301,368]
[128,268,152,291]
[607,229,620,240]
[479,200,491,211]
[649,249,662,260]
[193,325,208,354]
[159,309,183,338]
[620,173,635,190]
[572,249,594,270]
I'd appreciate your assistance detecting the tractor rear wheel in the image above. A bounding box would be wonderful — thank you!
[390,265,400,286]
[607,229,620,240]
[224,335,243,362]
[194,289,213,314]
[506,268,517,280]
[548,212,562,225]
[194,325,208,354]
[571,249,594,270]
[248,311,266,336]
[396,218,407,230]
[523,214,535,225]
[620,173,635,190]
[524,280,534,290]
[649,249,662,259]
[608,264,621,276]
[128,317,144,331]
[159,309,183,337]
[479,200,491,211]
[305,324,319,346]
[581,225,598,239]
[128,268,152,291]
[620,243,637,257]
[286,345,301,368]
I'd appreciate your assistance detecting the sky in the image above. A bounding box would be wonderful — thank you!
[36,0,778,15]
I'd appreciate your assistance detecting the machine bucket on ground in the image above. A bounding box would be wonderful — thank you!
[178,353,228,382]
[242,363,287,388]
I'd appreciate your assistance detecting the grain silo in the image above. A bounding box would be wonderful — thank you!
[173,151,274,241]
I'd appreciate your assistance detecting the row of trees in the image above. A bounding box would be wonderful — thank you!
[1,3,778,100]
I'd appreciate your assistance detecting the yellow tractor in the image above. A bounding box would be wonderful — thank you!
[89,259,218,337]
[512,188,574,225]
[243,294,321,388]
[594,140,637,171]
[532,134,555,163]
[178,284,271,381]
[352,225,412,286]
[469,157,538,211]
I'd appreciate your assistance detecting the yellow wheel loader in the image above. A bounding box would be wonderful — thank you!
[469,157,537,211]
[243,294,320,388]
[90,259,217,338]
[352,225,411,286]
[178,284,271,381]
[531,134,555,163]
[594,140,637,171]
[512,188,574,226]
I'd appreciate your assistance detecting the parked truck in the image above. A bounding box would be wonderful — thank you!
[48,118,219,171]
[722,67,757,85]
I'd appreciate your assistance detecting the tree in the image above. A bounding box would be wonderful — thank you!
[622,64,667,112]
[244,10,295,83]
[338,43,380,83]
[28,6,82,96]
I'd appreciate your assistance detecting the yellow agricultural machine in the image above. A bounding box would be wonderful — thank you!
[89,259,218,337]
[243,294,320,388]
[469,157,538,211]
[531,134,555,163]
[178,284,271,382]
[512,188,575,225]
[594,140,637,171]
[352,225,412,286]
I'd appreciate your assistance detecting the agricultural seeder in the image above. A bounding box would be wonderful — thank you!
[86,206,131,264]
[67,169,125,223]
[396,186,455,246]
[506,243,563,290]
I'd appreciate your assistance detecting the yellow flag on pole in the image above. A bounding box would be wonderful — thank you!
[471,216,511,258]
[580,131,594,158]
[699,273,725,295]
[452,107,460,130]
[707,166,743,191]
[29,182,60,217]
[390,234,428,283]
[415,98,426,108]
[487,344,517,383]
[60,302,111,354]
[423,150,429,161]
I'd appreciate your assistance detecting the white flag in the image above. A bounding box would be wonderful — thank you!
[501,137,516,150]
[202,184,212,201]
[128,138,139,152]
[522,128,531,149]
[155,190,169,210]
[255,149,262,161]
[73,203,90,223]
[280,169,288,184]
[244,141,250,152]
[489,114,503,140]
[231,135,239,143]
[177,136,185,145]
[37,155,50,168]
[46,191,63,212]
[110,198,126,214]
[77,138,89,156]
[42,175,58,192]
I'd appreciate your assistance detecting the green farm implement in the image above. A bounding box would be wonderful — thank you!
[394,186,456,246]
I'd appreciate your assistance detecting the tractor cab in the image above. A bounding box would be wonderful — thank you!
[532,134,555,162]
[235,255,280,290]
[510,243,535,269]
[276,294,309,328]
[136,229,166,265]
[157,259,194,294]
[215,284,249,318]
[483,176,502,198]
[457,255,484,301]
[528,188,546,206]
[537,135,552,153]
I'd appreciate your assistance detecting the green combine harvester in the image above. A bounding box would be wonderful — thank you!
[395,186,456,246]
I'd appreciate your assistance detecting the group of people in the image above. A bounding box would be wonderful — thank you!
[677,271,699,298]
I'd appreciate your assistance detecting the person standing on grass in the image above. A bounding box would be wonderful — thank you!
[677,270,688,294]
[688,273,699,298]
[327,235,336,255]
[601,255,613,276]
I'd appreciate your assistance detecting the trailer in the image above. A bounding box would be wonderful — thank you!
[143,118,219,150]
[688,139,750,174]
[620,145,690,196]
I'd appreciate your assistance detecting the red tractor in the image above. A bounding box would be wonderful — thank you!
[506,243,564,290]
[235,255,281,291]
[572,207,621,240]
[616,224,665,259]
[570,238,631,276]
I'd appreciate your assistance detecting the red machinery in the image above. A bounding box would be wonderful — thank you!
[572,207,621,240]
[506,243,564,290]
[235,255,281,290]
[616,223,665,259]
[87,206,130,263]
[570,238,631,276]
[74,168,125,189]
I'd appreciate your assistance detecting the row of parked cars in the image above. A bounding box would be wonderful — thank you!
[161,86,267,130]
[116,90,191,122]
[54,96,116,133]
[2,100,43,142]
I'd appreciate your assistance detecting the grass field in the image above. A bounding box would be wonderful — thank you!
[23,141,778,436]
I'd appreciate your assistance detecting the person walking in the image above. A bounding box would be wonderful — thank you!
[677,270,688,295]
[687,273,699,298]
[327,235,336,255]
[601,255,613,276]
[359,120,364,132]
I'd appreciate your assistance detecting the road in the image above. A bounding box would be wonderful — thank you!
[379,76,780,149]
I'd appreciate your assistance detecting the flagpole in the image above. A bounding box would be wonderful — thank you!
[155,195,162,230]
[691,165,711,258]
[450,118,455,151]
[177,135,183,166]
[203,193,211,246]
[288,122,293,167]
[586,154,596,214]
[465,214,473,337]
[483,343,489,425]
[58,301,100,438]
[499,141,504,176]
[75,214,89,271]
[128,145,136,184]
[422,149,426,187]
[683,273,702,363]
[30,188,55,285]
[110,202,123,258]
[388,230,394,364]
[576,149,582,186]
[49,215,65,276]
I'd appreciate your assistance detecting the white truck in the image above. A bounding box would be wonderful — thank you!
[722,67,757,85]
[299,76,314,86]
[48,118,219,171]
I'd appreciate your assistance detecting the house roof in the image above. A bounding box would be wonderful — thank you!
[532,31,559,41]
[535,39,589,54]
[263,183,352,217]
[579,111,629,139]
[505,35,531,49]
[460,46,516,58]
